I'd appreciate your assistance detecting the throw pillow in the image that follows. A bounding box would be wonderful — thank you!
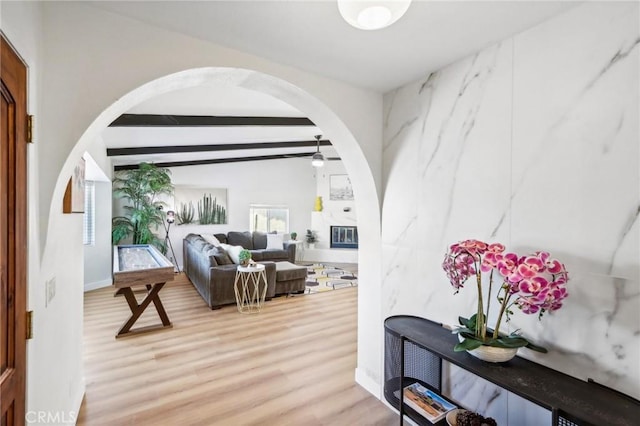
[202,234,221,247]
[220,243,244,264]
[252,232,268,250]
[266,233,284,250]
[227,231,253,249]
[210,246,233,265]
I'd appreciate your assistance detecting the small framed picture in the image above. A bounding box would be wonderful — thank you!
[63,157,85,214]
[329,174,354,201]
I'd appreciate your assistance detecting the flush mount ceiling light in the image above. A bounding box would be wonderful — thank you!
[311,135,325,167]
[338,0,412,30]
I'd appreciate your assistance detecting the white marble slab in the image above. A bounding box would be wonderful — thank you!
[381,1,640,419]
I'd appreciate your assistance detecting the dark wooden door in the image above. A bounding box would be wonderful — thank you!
[0,35,28,426]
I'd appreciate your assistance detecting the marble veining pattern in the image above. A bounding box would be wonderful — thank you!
[381,2,639,422]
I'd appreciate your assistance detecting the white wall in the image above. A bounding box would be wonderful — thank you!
[130,158,317,270]
[305,161,359,263]
[5,0,384,420]
[2,1,86,422]
[382,2,639,423]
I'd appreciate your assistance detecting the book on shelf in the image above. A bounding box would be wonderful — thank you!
[400,382,457,424]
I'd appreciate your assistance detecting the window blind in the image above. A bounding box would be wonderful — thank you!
[83,181,95,245]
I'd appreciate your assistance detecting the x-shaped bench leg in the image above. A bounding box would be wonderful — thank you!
[115,282,172,338]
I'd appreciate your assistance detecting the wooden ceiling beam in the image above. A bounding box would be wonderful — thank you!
[107,140,332,157]
[109,114,316,127]
[113,152,341,171]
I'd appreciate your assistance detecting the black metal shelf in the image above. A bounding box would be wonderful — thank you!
[385,377,455,426]
[384,315,639,426]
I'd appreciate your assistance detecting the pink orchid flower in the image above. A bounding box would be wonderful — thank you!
[487,243,505,253]
[443,240,570,345]
[480,251,503,272]
[516,297,541,314]
[518,276,549,295]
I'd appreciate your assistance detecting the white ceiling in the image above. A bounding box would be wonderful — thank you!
[90,0,578,93]
[94,0,578,169]
[102,86,336,168]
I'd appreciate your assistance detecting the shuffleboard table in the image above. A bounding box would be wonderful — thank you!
[112,244,175,338]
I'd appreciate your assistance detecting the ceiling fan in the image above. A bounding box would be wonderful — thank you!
[283,135,341,164]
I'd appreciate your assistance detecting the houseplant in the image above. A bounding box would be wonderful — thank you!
[111,162,174,250]
[239,249,252,266]
[442,239,569,360]
[290,231,297,241]
[305,229,317,249]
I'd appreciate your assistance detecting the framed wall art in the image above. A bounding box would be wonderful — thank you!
[329,174,354,201]
[173,186,228,225]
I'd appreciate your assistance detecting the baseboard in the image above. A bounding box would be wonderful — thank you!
[84,278,112,292]
[354,367,381,399]
[71,378,86,422]
[302,248,358,263]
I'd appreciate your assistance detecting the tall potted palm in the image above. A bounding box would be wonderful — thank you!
[111,163,174,250]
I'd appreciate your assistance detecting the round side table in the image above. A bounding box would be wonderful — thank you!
[233,264,268,314]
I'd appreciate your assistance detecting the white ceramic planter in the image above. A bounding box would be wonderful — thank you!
[458,334,518,362]
[466,344,518,363]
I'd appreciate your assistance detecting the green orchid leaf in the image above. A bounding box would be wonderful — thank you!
[459,314,481,330]
[525,341,548,353]
[451,327,474,335]
[493,336,529,348]
[458,316,472,328]
[454,337,484,352]
[458,331,477,339]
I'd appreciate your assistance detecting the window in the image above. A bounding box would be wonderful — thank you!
[83,181,95,245]
[249,205,289,233]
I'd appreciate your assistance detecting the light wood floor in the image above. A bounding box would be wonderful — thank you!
[78,274,396,426]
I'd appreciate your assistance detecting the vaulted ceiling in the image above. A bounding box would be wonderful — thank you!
[102,85,340,170]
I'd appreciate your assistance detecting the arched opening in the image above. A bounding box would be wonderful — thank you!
[45,67,383,403]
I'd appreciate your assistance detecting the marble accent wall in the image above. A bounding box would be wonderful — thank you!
[382,2,639,422]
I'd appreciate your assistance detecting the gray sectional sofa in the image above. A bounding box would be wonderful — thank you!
[221,231,296,264]
[183,232,297,309]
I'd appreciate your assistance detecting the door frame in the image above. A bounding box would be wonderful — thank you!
[0,33,28,426]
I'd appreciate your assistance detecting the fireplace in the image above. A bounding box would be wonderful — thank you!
[330,226,358,249]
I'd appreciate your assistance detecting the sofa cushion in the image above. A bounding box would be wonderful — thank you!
[227,231,253,249]
[275,261,307,281]
[266,233,284,250]
[205,248,220,267]
[253,232,267,250]
[220,243,245,264]
[214,233,228,244]
[202,234,221,247]
[185,233,204,244]
[210,246,233,265]
[252,249,289,261]
[250,250,264,261]
[192,238,209,251]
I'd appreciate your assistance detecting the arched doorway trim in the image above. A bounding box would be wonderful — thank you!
[46,67,384,396]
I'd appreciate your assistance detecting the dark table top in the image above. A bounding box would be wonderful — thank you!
[385,315,639,426]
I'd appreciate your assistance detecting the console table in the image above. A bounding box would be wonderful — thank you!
[384,315,639,426]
